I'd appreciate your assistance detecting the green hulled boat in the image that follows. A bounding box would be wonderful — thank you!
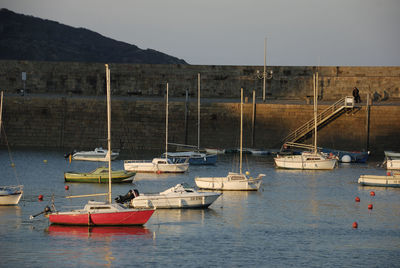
[64,167,135,183]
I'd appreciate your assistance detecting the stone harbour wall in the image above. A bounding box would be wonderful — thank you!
[0,60,399,101]
[1,95,400,156]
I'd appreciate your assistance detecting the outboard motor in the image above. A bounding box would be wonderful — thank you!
[115,189,139,204]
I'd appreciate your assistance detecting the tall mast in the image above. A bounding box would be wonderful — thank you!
[313,72,318,153]
[240,88,243,174]
[165,83,169,159]
[197,73,200,150]
[105,64,112,203]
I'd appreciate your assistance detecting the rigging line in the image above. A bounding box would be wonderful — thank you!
[1,125,21,186]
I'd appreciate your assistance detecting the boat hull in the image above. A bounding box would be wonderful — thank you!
[72,155,118,161]
[321,148,369,163]
[274,155,337,170]
[48,209,154,226]
[165,152,217,165]
[386,159,400,170]
[64,176,134,183]
[195,173,264,191]
[188,154,217,165]
[124,162,189,173]
[358,174,400,187]
[64,167,135,183]
[131,193,221,209]
[0,192,23,205]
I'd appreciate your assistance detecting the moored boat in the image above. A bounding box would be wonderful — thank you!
[274,151,337,170]
[384,151,400,159]
[43,64,154,226]
[122,184,221,209]
[386,158,400,170]
[274,73,337,170]
[164,151,217,165]
[320,148,369,163]
[124,158,189,173]
[0,91,24,206]
[195,172,264,191]
[195,89,265,191]
[0,185,24,205]
[358,172,400,187]
[68,147,119,162]
[124,83,189,174]
[64,167,135,183]
[47,201,154,225]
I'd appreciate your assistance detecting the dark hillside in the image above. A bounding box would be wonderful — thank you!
[0,8,187,64]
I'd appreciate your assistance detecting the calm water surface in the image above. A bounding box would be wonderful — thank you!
[1,149,399,267]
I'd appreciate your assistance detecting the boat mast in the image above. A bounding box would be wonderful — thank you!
[240,88,243,174]
[197,73,200,151]
[106,64,112,203]
[313,72,318,153]
[165,83,169,160]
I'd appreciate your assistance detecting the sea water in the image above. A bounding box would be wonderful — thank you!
[0,149,399,267]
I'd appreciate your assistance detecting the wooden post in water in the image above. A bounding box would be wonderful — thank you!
[366,93,370,151]
[251,90,256,147]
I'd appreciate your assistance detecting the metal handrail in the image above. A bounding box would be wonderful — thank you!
[282,97,354,143]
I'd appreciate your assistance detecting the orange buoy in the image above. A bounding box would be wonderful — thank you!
[38,195,43,201]
[65,185,69,190]
[156,170,161,174]
[368,204,373,210]
[352,222,358,228]
[370,191,375,196]
[355,196,360,202]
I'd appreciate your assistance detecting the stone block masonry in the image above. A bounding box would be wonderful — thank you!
[1,95,400,156]
[0,60,399,101]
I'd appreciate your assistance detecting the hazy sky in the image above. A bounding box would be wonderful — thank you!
[2,0,400,66]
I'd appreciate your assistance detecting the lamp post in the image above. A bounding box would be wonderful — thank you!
[256,37,273,102]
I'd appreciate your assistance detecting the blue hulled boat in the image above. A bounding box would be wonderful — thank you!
[320,148,370,163]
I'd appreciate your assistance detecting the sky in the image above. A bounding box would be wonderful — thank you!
[1,0,400,66]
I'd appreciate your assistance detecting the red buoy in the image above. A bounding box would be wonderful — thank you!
[370,191,375,196]
[352,222,358,228]
[387,172,391,176]
[355,196,360,202]
[38,195,43,201]
[368,204,373,210]
[156,170,161,174]
[65,185,69,190]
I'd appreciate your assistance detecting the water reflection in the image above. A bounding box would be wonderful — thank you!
[0,205,22,227]
[46,225,151,238]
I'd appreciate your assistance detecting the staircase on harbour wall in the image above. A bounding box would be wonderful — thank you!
[282,96,356,148]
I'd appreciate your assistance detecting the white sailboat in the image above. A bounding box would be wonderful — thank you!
[44,65,154,225]
[195,88,265,191]
[165,73,217,165]
[0,91,23,205]
[274,72,337,170]
[358,172,400,187]
[124,83,189,173]
[126,183,221,209]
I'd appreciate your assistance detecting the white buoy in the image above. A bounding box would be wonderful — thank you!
[341,155,351,163]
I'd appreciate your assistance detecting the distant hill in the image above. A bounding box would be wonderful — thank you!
[0,8,187,64]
